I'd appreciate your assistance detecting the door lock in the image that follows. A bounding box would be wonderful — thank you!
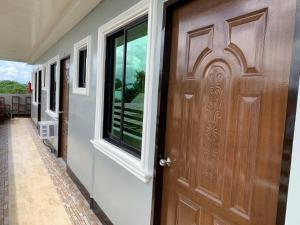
[159,157,172,167]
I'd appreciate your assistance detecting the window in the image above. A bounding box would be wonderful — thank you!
[49,63,57,112]
[46,55,59,119]
[34,72,38,103]
[37,70,42,102]
[42,65,47,90]
[92,0,155,183]
[73,36,91,95]
[103,17,148,157]
[78,48,87,88]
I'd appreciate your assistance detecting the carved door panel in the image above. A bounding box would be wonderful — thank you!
[61,58,70,162]
[160,0,295,225]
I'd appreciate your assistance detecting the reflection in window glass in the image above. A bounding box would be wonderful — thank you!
[34,72,38,102]
[123,21,147,149]
[104,17,148,157]
[43,69,46,88]
[111,36,124,139]
[78,48,87,88]
[50,63,56,112]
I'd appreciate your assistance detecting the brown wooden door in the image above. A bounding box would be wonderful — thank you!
[59,57,70,162]
[160,0,295,225]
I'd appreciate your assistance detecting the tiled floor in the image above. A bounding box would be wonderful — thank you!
[0,118,101,225]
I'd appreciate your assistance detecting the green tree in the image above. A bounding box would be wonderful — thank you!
[0,80,28,94]
[114,78,122,90]
[132,70,145,94]
[124,70,145,103]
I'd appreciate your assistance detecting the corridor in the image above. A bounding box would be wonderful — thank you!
[0,118,101,225]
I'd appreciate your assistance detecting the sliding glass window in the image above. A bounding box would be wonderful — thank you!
[78,48,87,88]
[34,72,38,103]
[103,16,148,158]
[49,63,56,112]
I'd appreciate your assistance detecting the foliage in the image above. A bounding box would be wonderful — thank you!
[124,70,145,103]
[132,70,145,94]
[115,78,122,90]
[0,80,28,94]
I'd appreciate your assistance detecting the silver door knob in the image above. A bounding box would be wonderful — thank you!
[159,157,172,167]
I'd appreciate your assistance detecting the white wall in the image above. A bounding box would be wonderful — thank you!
[285,82,300,225]
[31,0,164,224]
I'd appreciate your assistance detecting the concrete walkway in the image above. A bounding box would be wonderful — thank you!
[1,118,101,225]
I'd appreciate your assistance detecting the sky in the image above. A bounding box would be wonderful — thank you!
[0,60,32,84]
[115,35,148,84]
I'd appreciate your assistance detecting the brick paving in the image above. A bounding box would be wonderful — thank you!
[0,118,101,225]
[25,119,101,225]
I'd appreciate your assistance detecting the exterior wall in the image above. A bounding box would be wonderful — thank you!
[41,90,59,148]
[31,104,38,124]
[31,91,58,147]
[286,83,300,225]
[32,0,163,224]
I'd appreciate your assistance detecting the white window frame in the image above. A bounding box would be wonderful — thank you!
[91,0,160,183]
[32,69,39,106]
[33,65,46,106]
[73,35,91,96]
[41,64,47,91]
[46,55,60,120]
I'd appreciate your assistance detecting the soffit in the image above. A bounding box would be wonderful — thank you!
[0,0,102,63]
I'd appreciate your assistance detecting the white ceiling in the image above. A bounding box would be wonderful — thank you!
[0,0,101,63]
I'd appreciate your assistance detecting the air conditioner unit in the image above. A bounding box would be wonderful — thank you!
[38,121,56,139]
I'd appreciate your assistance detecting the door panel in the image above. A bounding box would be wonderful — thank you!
[160,0,295,225]
[60,58,70,162]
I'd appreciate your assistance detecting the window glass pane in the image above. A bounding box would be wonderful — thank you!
[104,18,148,156]
[38,71,42,102]
[43,69,46,87]
[50,63,56,111]
[110,35,124,139]
[123,21,148,150]
[34,72,37,102]
[78,48,87,88]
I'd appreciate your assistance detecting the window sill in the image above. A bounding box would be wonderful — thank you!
[45,109,58,120]
[90,139,152,183]
[73,87,89,96]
